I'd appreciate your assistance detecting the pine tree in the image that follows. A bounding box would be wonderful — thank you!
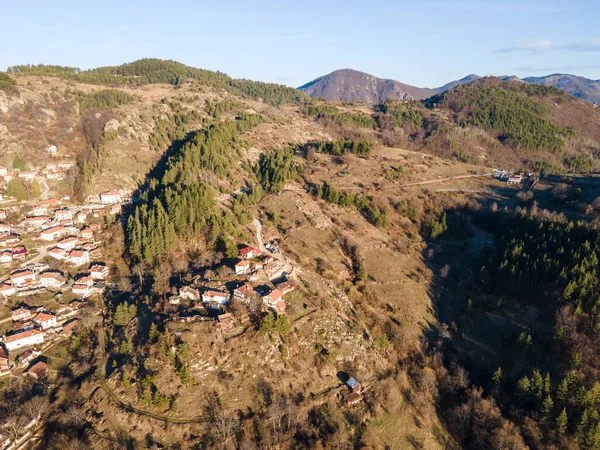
[557,408,568,434]
[542,394,554,419]
[492,367,503,387]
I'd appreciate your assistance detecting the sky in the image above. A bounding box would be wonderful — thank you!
[1,0,599,88]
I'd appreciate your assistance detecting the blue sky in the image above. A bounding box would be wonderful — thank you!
[1,0,599,88]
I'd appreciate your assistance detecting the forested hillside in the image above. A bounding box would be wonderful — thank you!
[8,59,307,106]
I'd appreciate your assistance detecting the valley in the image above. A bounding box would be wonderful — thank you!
[0,59,599,449]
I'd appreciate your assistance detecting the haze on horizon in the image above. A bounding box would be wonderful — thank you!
[0,0,599,88]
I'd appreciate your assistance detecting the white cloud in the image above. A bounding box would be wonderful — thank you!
[494,39,600,54]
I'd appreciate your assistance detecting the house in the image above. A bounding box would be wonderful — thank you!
[10,270,36,287]
[11,246,27,260]
[0,251,12,264]
[18,171,36,181]
[0,234,20,248]
[201,290,230,308]
[168,295,181,305]
[507,174,523,184]
[34,312,57,330]
[239,246,262,259]
[17,350,36,367]
[0,283,16,297]
[215,313,235,330]
[72,275,94,297]
[0,223,11,234]
[58,161,74,170]
[80,226,94,240]
[48,247,67,260]
[0,210,6,220]
[55,208,73,221]
[57,237,79,251]
[68,250,89,266]
[0,167,7,176]
[45,144,57,155]
[30,206,48,217]
[4,329,45,351]
[99,190,121,204]
[90,265,109,280]
[233,283,253,301]
[26,361,48,380]
[61,319,79,337]
[11,306,33,322]
[22,216,48,229]
[75,212,87,224]
[276,280,296,294]
[69,300,88,311]
[262,289,285,311]
[39,271,65,289]
[40,225,66,241]
[179,286,200,301]
[235,260,251,275]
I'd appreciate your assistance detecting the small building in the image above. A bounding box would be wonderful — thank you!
[21,215,48,229]
[276,280,296,295]
[239,246,262,259]
[235,260,251,275]
[179,286,200,301]
[0,224,11,234]
[30,206,48,217]
[233,283,253,301]
[10,270,36,287]
[215,313,235,330]
[0,251,13,264]
[11,306,33,322]
[80,226,94,240]
[346,377,362,393]
[99,190,121,205]
[40,226,66,241]
[17,350,36,367]
[346,392,362,405]
[34,312,57,330]
[11,246,27,260]
[4,329,45,351]
[201,290,230,308]
[0,234,20,248]
[39,271,65,289]
[68,250,89,266]
[48,247,68,260]
[18,171,36,181]
[507,174,522,184]
[0,283,16,297]
[90,265,109,280]
[26,361,48,380]
[45,144,58,155]
[61,319,79,337]
[168,295,181,305]
[55,209,73,221]
[263,289,285,311]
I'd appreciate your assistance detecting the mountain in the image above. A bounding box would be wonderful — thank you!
[299,70,600,105]
[523,73,600,105]
[298,69,436,103]
[435,74,481,92]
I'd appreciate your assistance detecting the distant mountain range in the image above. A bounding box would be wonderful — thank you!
[298,70,600,105]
